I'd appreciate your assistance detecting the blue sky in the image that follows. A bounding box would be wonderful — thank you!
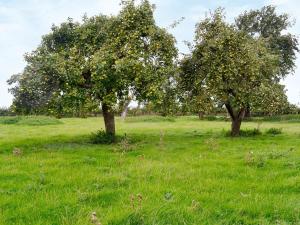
[0,0,299,107]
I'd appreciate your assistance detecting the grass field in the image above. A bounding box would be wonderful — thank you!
[0,116,299,225]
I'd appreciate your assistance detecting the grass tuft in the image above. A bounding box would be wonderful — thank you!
[90,129,116,144]
[266,127,283,135]
[224,128,262,137]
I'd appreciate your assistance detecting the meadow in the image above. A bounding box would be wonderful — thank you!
[0,116,299,225]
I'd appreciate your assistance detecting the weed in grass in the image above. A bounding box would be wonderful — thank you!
[289,147,295,152]
[164,192,173,201]
[283,161,299,169]
[137,194,143,210]
[267,150,288,160]
[113,134,135,154]
[91,212,102,225]
[256,155,266,168]
[138,154,145,161]
[12,147,22,156]
[189,200,201,212]
[119,134,132,152]
[38,173,46,185]
[122,212,145,225]
[204,137,219,151]
[245,151,266,168]
[77,191,89,203]
[159,130,165,150]
[130,194,135,210]
[83,156,97,165]
[245,151,255,165]
[117,152,126,166]
[267,147,295,160]
[266,128,283,135]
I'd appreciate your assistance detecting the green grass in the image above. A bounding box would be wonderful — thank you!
[0,116,299,225]
[0,116,62,126]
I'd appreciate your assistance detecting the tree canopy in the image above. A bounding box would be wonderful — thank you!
[236,5,298,78]
[8,0,177,136]
[235,6,299,117]
[180,9,280,136]
[8,3,298,137]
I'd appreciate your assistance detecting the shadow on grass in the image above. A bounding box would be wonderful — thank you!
[0,131,151,155]
[0,126,290,155]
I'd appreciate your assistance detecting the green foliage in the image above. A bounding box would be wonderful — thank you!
[235,6,298,118]
[90,129,115,144]
[236,5,299,77]
[266,128,283,135]
[180,8,284,136]
[8,0,177,135]
[251,83,290,116]
[151,78,180,116]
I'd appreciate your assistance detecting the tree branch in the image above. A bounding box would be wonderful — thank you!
[225,102,235,120]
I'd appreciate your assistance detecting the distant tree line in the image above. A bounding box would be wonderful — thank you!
[7,1,299,136]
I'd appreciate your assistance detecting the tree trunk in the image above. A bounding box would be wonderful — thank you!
[121,100,131,121]
[225,103,245,137]
[198,111,204,119]
[102,103,115,136]
[231,118,242,136]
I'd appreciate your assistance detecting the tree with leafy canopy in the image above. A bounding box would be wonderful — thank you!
[8,17,98,117]
[251,83,290,116]
[236,5,299,116]
[179,55,215,118]
[180,9,280,136]
[150,76,179,116]
[8,0,177,137]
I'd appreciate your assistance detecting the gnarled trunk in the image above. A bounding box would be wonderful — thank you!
[231,117,242,136]
[102,103,115,136]
[225,103,245,137]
